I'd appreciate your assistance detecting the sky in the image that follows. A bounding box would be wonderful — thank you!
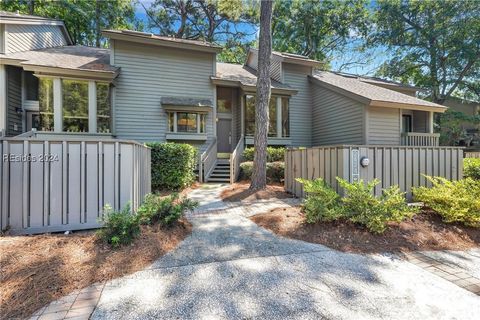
[134,1,387,76]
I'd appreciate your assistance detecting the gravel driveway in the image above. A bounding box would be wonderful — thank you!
[90,185,480,320]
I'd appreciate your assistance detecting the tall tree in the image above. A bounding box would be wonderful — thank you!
[250,0,272,190]
[0,0,139,47]
[370,0,480,104]
[272,0,370,65]
[142,0,257,63]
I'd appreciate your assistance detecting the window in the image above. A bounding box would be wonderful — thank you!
[402,115,412,133]
[245,95,256,135]
[217,87,233,113]
[244,95,290,138]
[282,97,289,137]
[25,71,39,100]
[167,112,206,134]
[62,79,89,132]
[38,78,54,131]
[96,83,111,133]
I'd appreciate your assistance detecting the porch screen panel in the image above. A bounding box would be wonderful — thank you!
[97,83,111,133]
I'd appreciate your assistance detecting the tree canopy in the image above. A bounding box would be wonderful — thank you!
[371,0,480,103]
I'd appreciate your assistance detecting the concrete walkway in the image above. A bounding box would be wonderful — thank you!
[33,184,480,319]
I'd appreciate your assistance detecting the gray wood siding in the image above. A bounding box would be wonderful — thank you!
[283,63,312,147]
[6,66,22,136]
[112,40,215,143]
[311,83,364,145]
[246,50,282,82]
[368,106,400,145]
[413,110,428,132]
[6,24,67,53]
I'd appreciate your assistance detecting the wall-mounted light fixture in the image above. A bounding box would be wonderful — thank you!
[360,157,370,167]
[15,107,23,114]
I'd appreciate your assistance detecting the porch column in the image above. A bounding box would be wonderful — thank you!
[53,78,63,132]
[0,65,6,133]
[88,81,97,133]
[429,111,434,133]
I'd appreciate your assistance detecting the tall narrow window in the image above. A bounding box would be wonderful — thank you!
[245,95,256,135]
[38,78,54,131]
[25,71,39,101]
[62,80,88,132]
[268,98,277,137]
[96,83,111,133]
[402,115,412,133]
[281,97,289,137]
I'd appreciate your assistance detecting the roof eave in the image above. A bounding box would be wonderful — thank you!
[22,65,119,81]
[211,77,297,95]
[369,100,448,113]
[103,31,222,53]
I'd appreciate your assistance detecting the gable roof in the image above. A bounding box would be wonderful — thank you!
[0,11,73,45]
[246,48,322,68]
[213,62,297,95]
[0,45,118,80]
[311,71,447,112]
[102,30,222,53]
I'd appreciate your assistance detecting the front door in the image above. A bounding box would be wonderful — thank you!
[217,119,232,152]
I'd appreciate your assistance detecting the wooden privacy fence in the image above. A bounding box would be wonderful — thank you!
[285,145,463,200]
[1,137,151,234]
[465,151,480,158]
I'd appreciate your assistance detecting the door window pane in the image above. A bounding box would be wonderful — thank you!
[62,80,88,132]
[282,97,289,137]
[97,83,111,133]
[177,112,197,133]
[217,87,233,113]
[38,78,54,131]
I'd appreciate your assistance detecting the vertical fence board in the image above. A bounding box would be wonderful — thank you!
[1,138,150,235]
[285,145,464,199]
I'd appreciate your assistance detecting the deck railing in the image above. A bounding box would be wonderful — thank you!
[230,135,245,183]
[199,138,217,182]
[401,132,440,146]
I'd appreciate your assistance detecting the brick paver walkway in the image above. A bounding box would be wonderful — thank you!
[404,251,480,295]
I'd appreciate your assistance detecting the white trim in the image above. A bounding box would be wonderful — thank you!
[0,24,5,54]
[88,81,97,133]
[276,97,282,138]
[0,65,6,132]
[240,94,245,135]
[53,78,62,132]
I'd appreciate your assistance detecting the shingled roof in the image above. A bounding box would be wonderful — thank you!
[311,71,446,112]
[0,46,118,79]
[213,62,297,94]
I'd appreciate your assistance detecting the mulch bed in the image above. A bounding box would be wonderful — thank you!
[0,220,192,320]
[220,181,294,202]
[250,207,480,254]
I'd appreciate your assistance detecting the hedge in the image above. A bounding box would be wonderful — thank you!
[242,147,285,162]
[146,142,198,190]
[239,161,285,183]
[464,158,480,180]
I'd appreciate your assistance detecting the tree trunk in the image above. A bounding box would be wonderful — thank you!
[95,0,101,47]
[250,0,273,191]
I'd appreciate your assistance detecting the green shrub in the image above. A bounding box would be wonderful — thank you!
[137,193,198,226]
[413,176,480,227]
[97,204,140,248]
[464,158,480,180]
[242,147,285,162]
[297,178,344,223]
[146,142,198,191]
[337,178,417,233]
[239,161,285,183]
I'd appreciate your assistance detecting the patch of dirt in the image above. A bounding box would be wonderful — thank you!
[156,182,200,197]
[250,207,480,254]
[220,181,294,202]
[0,220,192,320]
